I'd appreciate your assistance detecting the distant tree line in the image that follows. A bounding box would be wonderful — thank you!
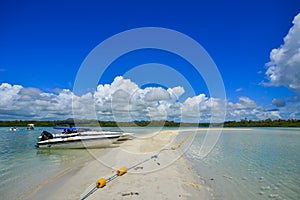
[0,118,299,127]
[224,118,300,127]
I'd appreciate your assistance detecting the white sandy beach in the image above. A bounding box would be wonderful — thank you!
[25,130,211,200]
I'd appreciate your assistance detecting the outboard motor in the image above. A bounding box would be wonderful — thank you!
[41,131,54,141]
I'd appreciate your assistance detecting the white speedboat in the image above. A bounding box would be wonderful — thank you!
[36,129,133,149]
[10,127,17,131]
[36,130,130,149]
[27,123,35,130]
[36,122,133,149]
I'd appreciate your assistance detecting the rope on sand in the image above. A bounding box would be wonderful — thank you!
[80,132,195,200]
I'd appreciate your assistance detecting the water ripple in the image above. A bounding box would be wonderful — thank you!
[186,128,300,200]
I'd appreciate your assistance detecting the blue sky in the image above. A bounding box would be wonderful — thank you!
[0,0,300,121]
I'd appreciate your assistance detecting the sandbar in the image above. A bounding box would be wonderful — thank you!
[26,129,211,200]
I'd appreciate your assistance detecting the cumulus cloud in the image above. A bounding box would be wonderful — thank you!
[93,77,185,122]
[226,97,282,121]
[144,87,171,102]
[0,83,22,107]
[1,76,299,121]
[272,98,286,107]
[0,83,73,119]
[264,13,300,96]
[167,86,185,100]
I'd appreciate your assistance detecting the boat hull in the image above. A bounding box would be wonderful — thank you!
[37,131,132,141]
[36,136,119,149]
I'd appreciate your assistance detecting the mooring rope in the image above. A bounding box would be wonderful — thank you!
[80,132,195,200]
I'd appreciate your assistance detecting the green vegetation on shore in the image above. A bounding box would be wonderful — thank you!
[0,118,300,127]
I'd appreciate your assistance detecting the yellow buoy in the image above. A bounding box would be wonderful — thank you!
[117,166,128,176]
[96,178,106,188]
[177,133,193,148]
[171,146,177,150]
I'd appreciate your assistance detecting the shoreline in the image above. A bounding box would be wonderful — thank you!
[25,129,212,200]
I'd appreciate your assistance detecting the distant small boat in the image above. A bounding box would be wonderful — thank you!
[27,124,35,130]
[10,127,17,131]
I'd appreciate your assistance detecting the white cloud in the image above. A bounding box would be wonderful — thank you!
[226,97,282,121]
[182,94,206,117]
[144,87,171,102]
[0,76,299,121]
[277,98,300,119]
[167,86,185,100]
[235,88,243,92]
[0,83,22,107]
[0,83,73,120]
[264,13,300,96]
[180,95,226,123]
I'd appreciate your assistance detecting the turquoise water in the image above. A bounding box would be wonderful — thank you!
[0,126,166,199]
[186,128,300,200]
[0,127,94,200]
[0,127,299,199]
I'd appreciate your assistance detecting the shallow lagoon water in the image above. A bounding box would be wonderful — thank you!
[0,127,94,200]
[0,126,171,199]
[0,127,299,199]
[186,128,300,200]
